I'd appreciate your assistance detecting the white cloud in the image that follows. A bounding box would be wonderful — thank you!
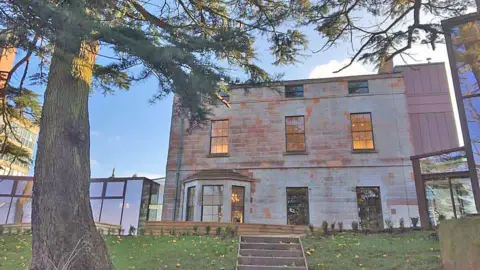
[119,171,164,179]
[309,59,374,79]
[90,159,99,167]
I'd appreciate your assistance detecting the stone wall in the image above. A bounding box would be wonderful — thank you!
[439,216,480,270]
[163,73,420,227]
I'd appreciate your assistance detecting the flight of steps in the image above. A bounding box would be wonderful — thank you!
[236,236,308,270]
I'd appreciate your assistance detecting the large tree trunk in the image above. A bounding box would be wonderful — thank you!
[30,38,114,269]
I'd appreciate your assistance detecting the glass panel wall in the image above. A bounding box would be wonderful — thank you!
[0,177,160,235]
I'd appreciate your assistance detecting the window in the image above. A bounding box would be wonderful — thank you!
[285,116,306,152]
[202,185,223,222]
[105,181,125,197]
[356,187,383,230]
[348,81,369,94]
[285,85,304,98]
[90,182,104,197]
[351,113,375,150]
[210,120,229,154]
[186,186,196,221]
[231,186,245,223]
[286,187,309,225]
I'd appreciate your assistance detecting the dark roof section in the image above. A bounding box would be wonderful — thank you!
[184,169,253,183]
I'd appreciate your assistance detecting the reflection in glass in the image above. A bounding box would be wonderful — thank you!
[15,181,33,196]
[0,180,14,195]
[231,186,244,223]
[90,199,102,222]
[8,197,31,223]
[121,180,142,234]
[420,150,468,174]
[202,185,223,222]
[147,182,161,221]
[106,181,125,197]
[451,21,480,97]
[100,199,123,225]
[356,187,383,230]
[0,197,12,224]
[426,179,456,226]
[287,187,310,225]
[451,178,477,216]
[90,182,104,197]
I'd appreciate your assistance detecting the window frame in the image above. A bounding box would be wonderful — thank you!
[356,186,383,230]
[350,112,375,151]
[231,185,245,223]
[348,81,369,94]
[201,185,223,222]
[285,115,306,152]
[285,85,304,98]
[186,186,196,221]
[286,187,310,225]
[209,119,229,155]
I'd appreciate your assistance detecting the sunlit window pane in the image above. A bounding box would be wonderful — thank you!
[351,113,374,150]
[285,116,306,152]
[210,120,229,154]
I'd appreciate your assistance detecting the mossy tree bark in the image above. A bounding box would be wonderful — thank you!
[31,38,114,269]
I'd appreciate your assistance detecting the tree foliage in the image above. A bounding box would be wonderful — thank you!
[302,0,475,71]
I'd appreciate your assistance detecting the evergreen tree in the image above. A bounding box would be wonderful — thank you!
[0,0,308,269]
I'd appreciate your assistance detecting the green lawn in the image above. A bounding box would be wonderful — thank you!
[0,235,238,270]
[302,231,442,270]
[0,231,442,270]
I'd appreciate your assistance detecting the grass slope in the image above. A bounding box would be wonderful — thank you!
[0,235,238,270]
[302,231,441,270]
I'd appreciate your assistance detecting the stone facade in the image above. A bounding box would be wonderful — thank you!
[163,72,422,228]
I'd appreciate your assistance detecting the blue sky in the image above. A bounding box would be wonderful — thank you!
[13,17,461,178]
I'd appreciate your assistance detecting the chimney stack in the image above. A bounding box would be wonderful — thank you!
[378,57,394,74]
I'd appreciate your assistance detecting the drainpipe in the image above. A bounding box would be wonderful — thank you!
[173,117,185,221]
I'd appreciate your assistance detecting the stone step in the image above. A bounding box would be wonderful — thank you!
[240,242,302,250]
[240,249,303,258]
[241,236,299,244]
[238,256,305,267]
[237,265,307,270]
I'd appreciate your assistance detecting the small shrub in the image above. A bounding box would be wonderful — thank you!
[149,230,154,236]
[24,229,32,235]
[0,225,4,235]
[97,228,104,235]
[138,228,145,236]
[160,227,164,235]
[360,220,370,235]
[308,224,315,234]
[411,217,419,229]
[225,226,235,238]
[438,214,446,225]
[171,229,176,236]
[128,226,136,236]
[385,218,393,234]
[205,225,211,235]
[338,222,343,233]
[322,221,329,235]
[233,224,239,237]
[330,222,336,233]
[108,228,115,236]
[399,218,405,232]
[7,227,12,235]
[193,225,198,235]
[117,228,122,235]
[351,221,359,232]
[215,227,222,236]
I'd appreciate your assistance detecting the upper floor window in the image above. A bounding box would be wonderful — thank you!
[348,81,369,94]
[351,113,375,150]
[210,120,229,154]
[285,85,304,98]
[285,116,306,152]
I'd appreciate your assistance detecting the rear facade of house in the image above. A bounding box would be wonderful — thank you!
[162,63,459,229]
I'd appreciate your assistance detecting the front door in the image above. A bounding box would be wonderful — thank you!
[286,187,309,225]
[356,187,383,230]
